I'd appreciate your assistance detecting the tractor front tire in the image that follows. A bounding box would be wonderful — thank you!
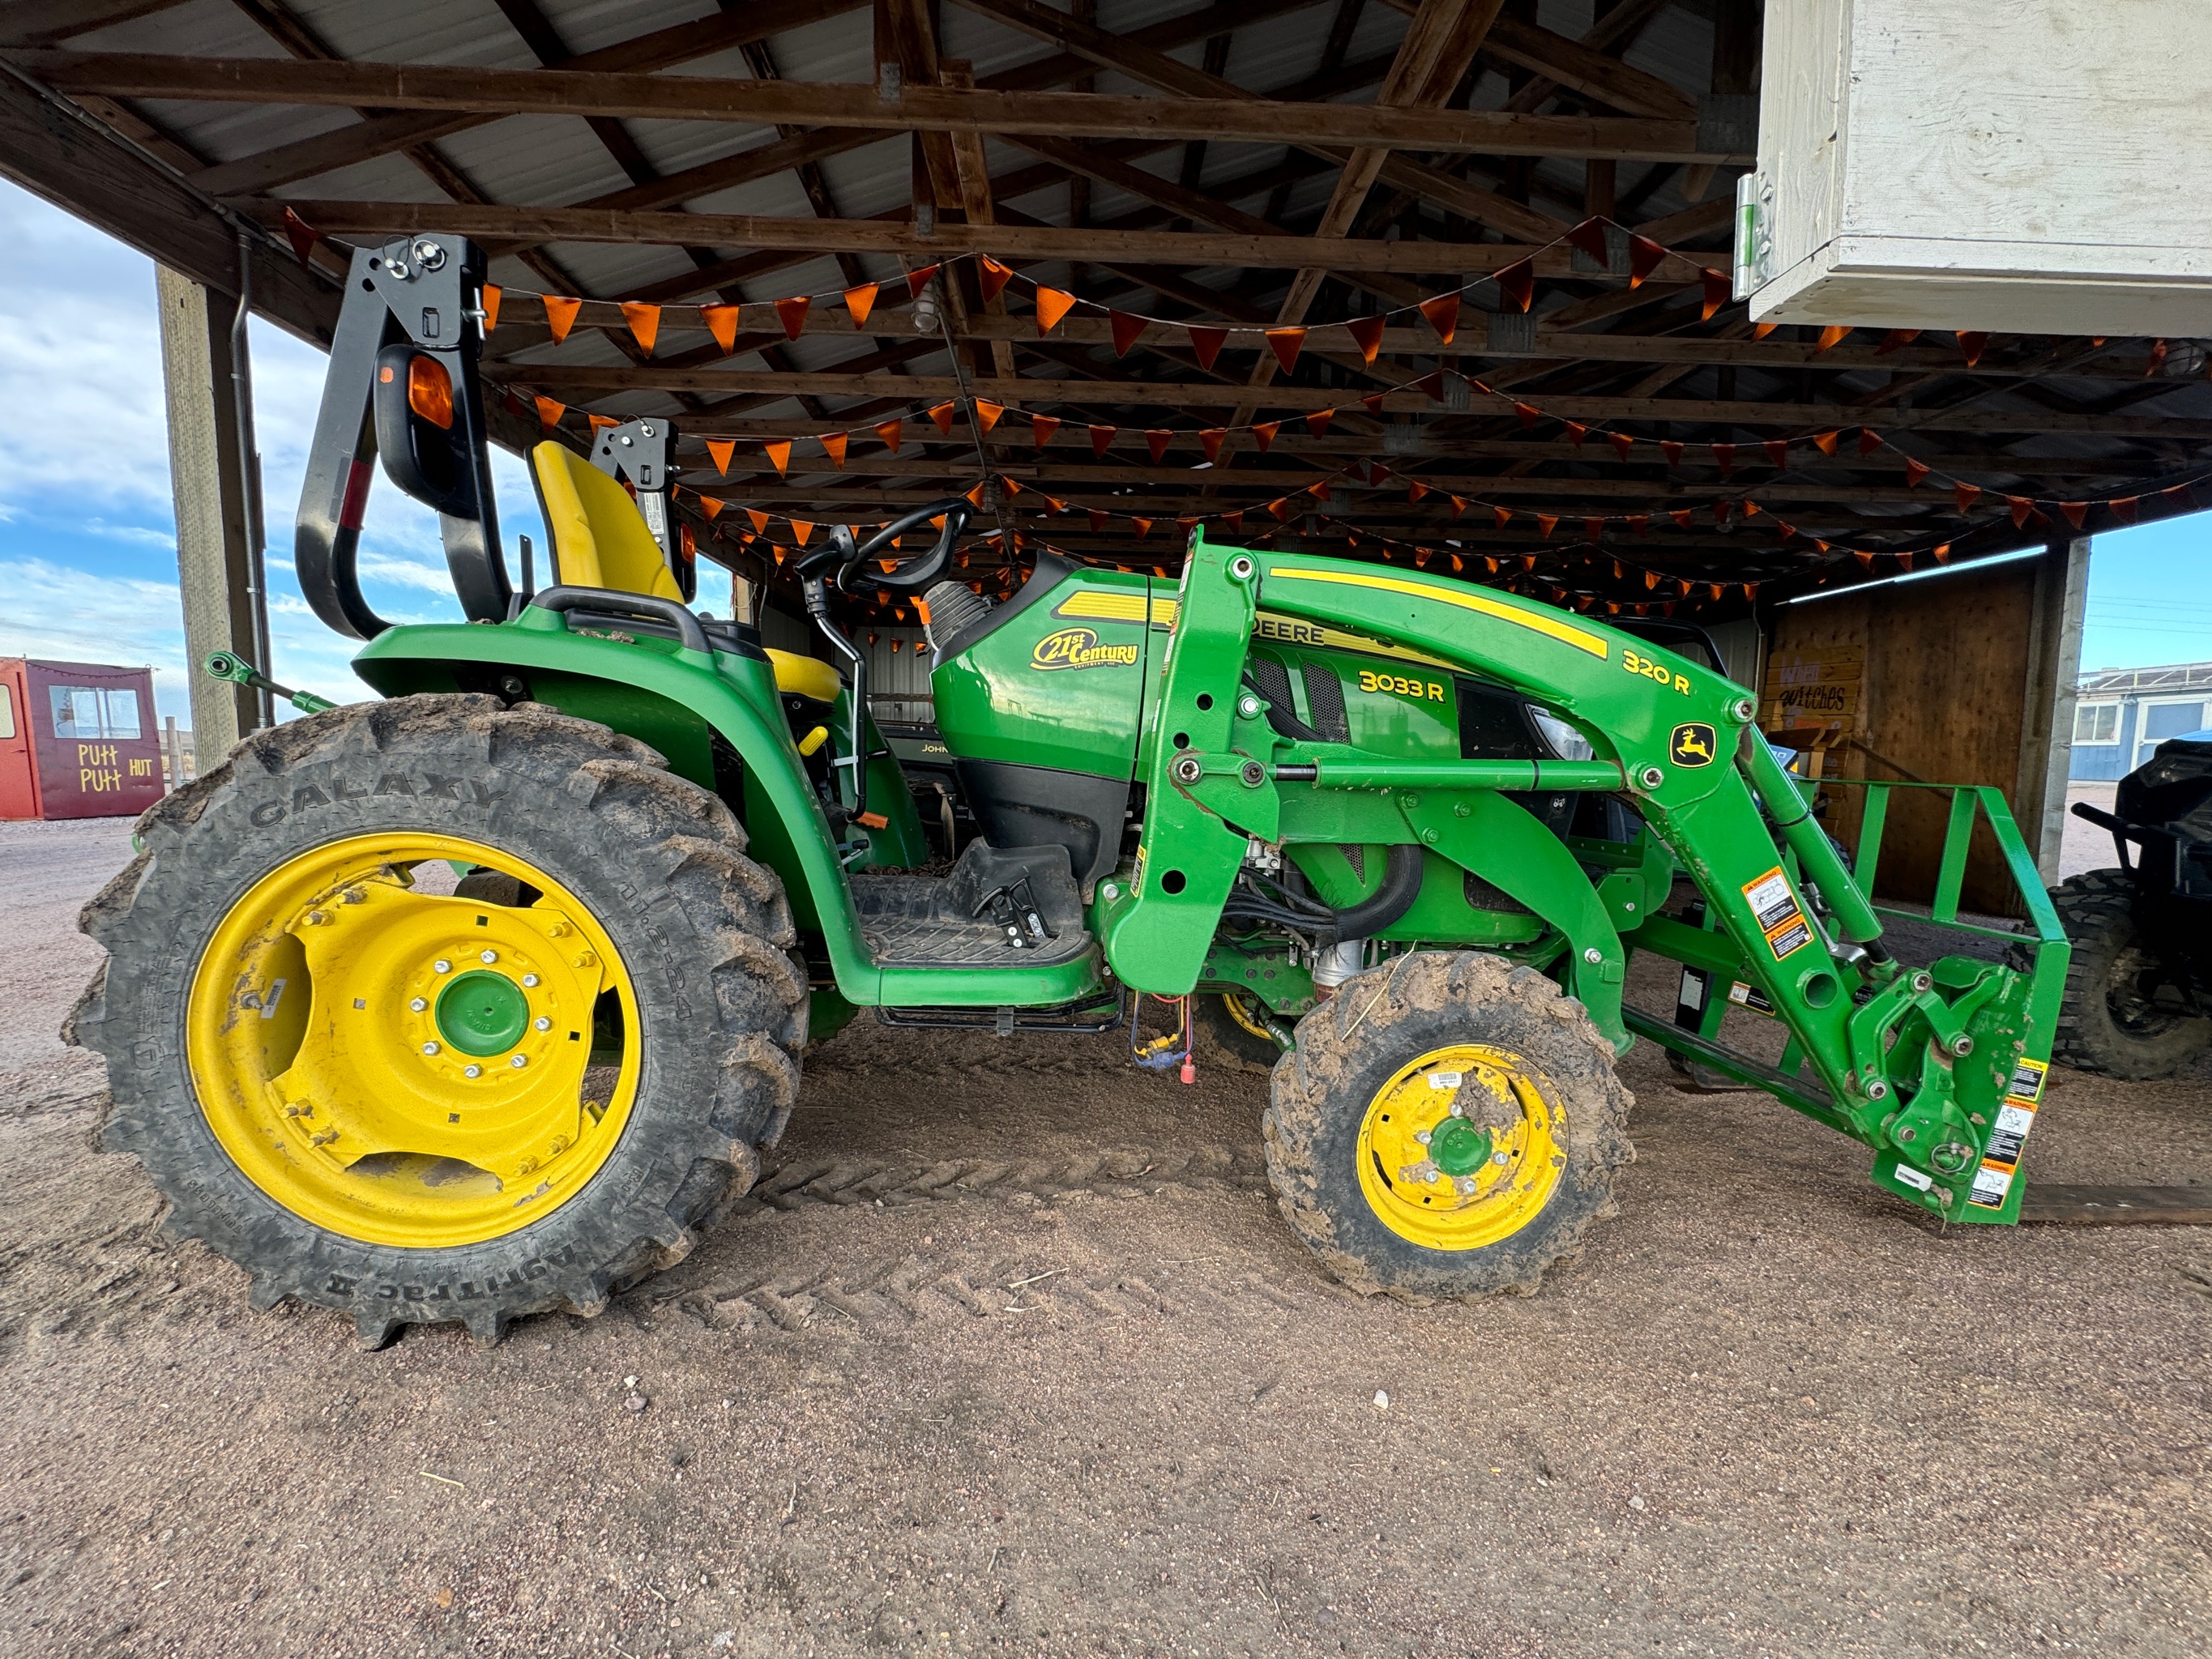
[2049,869,2212,1080]
[1196,991,1288,1069]
[67,695,807,1346]
[1264,951,1633,1300]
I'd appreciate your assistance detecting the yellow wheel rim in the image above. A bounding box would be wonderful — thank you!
[1355,1044,1565,1251]
[1221,992,1277,1044]
[185,833,642,1249]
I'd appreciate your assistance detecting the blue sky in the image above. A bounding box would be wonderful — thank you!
[0,177,2203,722]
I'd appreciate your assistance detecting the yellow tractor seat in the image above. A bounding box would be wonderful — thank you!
[529,441,684,603]
[766,650,842,703]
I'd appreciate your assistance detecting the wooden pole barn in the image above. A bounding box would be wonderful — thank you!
[3,0,2206,909]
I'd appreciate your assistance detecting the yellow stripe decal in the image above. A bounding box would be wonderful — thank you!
[1053,591,1151,624]
[1265,568,1610,659]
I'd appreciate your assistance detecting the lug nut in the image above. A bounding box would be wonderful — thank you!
[463,1064,482,1079]
[409,996,428,1013]
[305,910,329,927]
[1415,1129,1433,1145]
[521,974,540,987]
[511,1055,528,1068]
[480,949,497,964]
[534,1017,552,1031]
[422,1041,440,1056]
[548,923,570,939]
[1492,1150,1509,1165]
[433,958,451,974]
[1454,1175,1478,1195]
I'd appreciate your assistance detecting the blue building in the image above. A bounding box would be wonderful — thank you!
[2069,661,2212,781]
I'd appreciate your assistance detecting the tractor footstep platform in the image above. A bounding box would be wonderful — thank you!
[851,840,1092,969]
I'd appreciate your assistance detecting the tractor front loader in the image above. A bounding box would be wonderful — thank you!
[69,235,2070,1344]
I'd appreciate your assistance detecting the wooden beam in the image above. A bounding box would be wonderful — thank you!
[180,0,872,197]
[493,365,2212,437]
[1480,13,1695,121]
[0,0,186,45]
[246,200,1719,276]
[19,52,1738,160]
[0,67,337,346]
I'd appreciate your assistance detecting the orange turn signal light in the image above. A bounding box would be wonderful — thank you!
[406,353,455,429]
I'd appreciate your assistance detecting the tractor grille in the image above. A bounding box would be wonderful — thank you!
[1341,843,1364,881]
[1465,871,1532,914]
[1245,657,1320,741]
[1301,662,1350,741]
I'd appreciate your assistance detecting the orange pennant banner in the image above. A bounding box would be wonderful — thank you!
[929,402,959,435]
[1032,414,1061,449]
[1187,326,1228,370]
[698,496,724,521]
[1305,408,1333,438]
[1089,424,1116,458]
[1252,421,1279,453]
[975,401,1005,434]
[978,258,1014,303]
[1952,480,1980,512]
[843,284,878,327]
[480,284,502,333]
[705,437,735,476]
[876,419,903,454]
[1109,311,1145,357]
[821,432,848,468]
[542,294,582,343]
[1146,429,1171,464]
[765,441,792,479]
[1536,514,1558,538]
[534,395,565,435]
[621,302,661,355]
[788,519,814,547]
[1033,286,1077,335]
[1345,316,1385,365]
[1265,327,1307,373]
[1814,325,1849,353]
[1199,429,1226,464]
[1418,292,1459,344]
[700,304,740,354]
[775,296,811,339]
[745,508,771,534]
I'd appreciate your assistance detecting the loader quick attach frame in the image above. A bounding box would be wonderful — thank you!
[1095,533,2069,1226]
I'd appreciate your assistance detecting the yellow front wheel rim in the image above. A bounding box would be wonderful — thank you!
[1356,1044,1565,1251]
[185,833,642,1249]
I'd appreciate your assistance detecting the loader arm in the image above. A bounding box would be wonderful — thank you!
[1099,531,2066,1226]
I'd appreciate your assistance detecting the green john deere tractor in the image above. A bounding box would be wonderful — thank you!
[70,233,2072,1345]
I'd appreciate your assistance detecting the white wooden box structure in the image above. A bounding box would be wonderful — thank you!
[1739,0,2212,333]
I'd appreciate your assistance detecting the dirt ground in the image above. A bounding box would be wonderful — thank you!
[2,817,2208,1659]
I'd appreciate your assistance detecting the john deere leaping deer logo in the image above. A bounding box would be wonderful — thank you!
[1031,627,1140,671]
[1669,723,1719,767]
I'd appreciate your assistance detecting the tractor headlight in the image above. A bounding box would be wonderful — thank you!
[1527,706,1593,761]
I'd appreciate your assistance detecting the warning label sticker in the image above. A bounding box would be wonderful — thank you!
[1968,1055,2050,1209]
[1741,867,1813,962]
[1727,980,1778,1017]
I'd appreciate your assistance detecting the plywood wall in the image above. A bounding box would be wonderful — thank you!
[1764,557,2049,916]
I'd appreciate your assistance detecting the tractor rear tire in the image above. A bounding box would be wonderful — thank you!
[1263,951,1633,1300]
[2048,868,2212,1080]
[66,694,808,1346]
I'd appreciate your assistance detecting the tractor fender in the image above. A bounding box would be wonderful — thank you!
[350,612,883,1001]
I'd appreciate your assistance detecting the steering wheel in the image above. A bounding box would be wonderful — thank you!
[795,497,975,595]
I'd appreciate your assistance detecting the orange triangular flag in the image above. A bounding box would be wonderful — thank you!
[1305,408,1333,438]
[1199,429,1226,463]
[1109,311,1145,357]
[621,302,661,355]
[788,518,814,546]
[533,395,565,435]
[773,296,810,340]
[1492,506,1512,529]
[765,441,792,479]
[907,263,940,299]
[1345,317,1385,365]
[698,496,724,521]
[1752,322,1778,340]
[705,437,735,476]
[1903,458,1929,487]
[974,401,1004,435]
[1187,326,1228,371]
[1132,518,1154,539]
[542,294,582,344]
[587,413,618,435]
[701,304,739,354]
[1953,480,1980,512]
[745,508,771,534]
[1814,325,1849,353]
[1266,327,1306,373]
[480,285,502,333]
[1252,421,1279,453]
[1034,287,1076,335]
[1089,424,1116,457]
[876,419,903,453]
[1032,414,1060,449]
[1536,514,1558,538]
[1418,292,1460,344]
[1609,432,1634,461]
[978,258,1014,303]
[1146,429,1171,464]
[843,283,878,327]
[929,402,958,435]
[1812,429,1839,456]
[2059,501,2088,528]
[821,432,848,468]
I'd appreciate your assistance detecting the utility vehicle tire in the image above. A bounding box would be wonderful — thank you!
[2048,868,2212,1080]
[1263,951,1633,1300]
[66,695,808,1347]
[1196,992,1288,1069]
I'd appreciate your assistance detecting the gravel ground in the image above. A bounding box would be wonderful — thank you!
[2,816,2208,1659]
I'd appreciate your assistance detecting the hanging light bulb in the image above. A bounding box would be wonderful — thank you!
[912,277,941,335]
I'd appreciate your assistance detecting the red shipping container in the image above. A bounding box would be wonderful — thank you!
[0,659,166,820]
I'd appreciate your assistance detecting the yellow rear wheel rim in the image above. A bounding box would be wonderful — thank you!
[185,833,641,1249]
[1356,1044,1565,1251]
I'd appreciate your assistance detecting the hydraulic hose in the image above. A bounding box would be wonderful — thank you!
[1222,842,1425,946]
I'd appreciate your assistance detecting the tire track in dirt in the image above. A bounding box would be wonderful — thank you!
[735,1142,1269,1215]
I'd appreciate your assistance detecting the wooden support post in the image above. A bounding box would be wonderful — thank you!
[156,264,269,754]
[2017,535,2091,883]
